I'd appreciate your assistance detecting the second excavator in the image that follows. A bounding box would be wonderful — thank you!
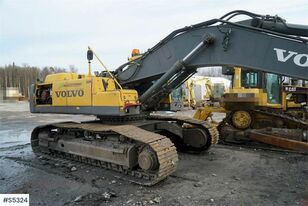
[29,10,308,185]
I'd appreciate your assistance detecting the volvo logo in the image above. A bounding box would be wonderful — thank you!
[55,90,84,98]
[274,48,308,67]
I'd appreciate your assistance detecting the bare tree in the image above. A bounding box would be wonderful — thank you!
[69,65,78,73]
[0,64,77,97]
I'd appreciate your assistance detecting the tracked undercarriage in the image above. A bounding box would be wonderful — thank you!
[219,108,308,153]
[225,107,308,131]
[31,115,219,185]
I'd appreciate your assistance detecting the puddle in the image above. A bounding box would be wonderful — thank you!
[0,130,30,148]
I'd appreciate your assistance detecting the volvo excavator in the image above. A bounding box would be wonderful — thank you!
[29,10,308,185]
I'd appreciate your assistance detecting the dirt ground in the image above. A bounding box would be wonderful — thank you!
[0,101,307,206]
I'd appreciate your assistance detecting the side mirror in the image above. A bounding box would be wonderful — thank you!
[87,49,93,61]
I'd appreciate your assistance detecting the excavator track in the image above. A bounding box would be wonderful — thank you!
[148,114,219,150]
[31,122,178,186]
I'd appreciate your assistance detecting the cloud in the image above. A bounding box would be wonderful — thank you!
[0,0,307,73]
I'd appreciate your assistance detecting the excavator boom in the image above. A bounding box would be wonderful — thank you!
[115,10,307,110]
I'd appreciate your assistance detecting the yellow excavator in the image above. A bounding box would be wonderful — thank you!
[29,10,308,185]
[182,77,228,108]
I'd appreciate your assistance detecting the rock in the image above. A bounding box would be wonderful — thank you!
[212,173,217,177]
[55,192,59,196]
[153,196,161,204]
[67,163,73,168]
[126,199,133,204]
[149,200,154,204]
[186,195,191,199]
[111,180,116,184]
[135,201,142,206]
[102,192,111,200]
[71,166,77,172]
[108,190,117,197]
[194,181,203,187]
[210,198,214,202]
[74,195,82,202]
[54,163,60,167]
[99,190,117,201]
[232,176,240,181]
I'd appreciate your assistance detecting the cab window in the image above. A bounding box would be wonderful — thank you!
[266,73,281,104]
[241,70,258,88]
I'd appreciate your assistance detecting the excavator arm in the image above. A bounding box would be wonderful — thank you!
[115,10,308,110]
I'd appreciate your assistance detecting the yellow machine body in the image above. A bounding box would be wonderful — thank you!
[182,77,229,108]
[221,67,305,111]
[194,67,307,127]
[30,73,140,116]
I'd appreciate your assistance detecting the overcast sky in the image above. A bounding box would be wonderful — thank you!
[0,0,307,73]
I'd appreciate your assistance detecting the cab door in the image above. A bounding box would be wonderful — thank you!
[265,73,281,104]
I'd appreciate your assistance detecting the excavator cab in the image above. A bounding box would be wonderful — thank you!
[237,68,282,105]
[239,69,282,104]
[223,67,307,108]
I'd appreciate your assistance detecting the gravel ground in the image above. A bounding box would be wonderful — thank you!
[0,101,307,206]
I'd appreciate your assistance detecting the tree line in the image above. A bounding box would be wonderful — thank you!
[0,63,77,97]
